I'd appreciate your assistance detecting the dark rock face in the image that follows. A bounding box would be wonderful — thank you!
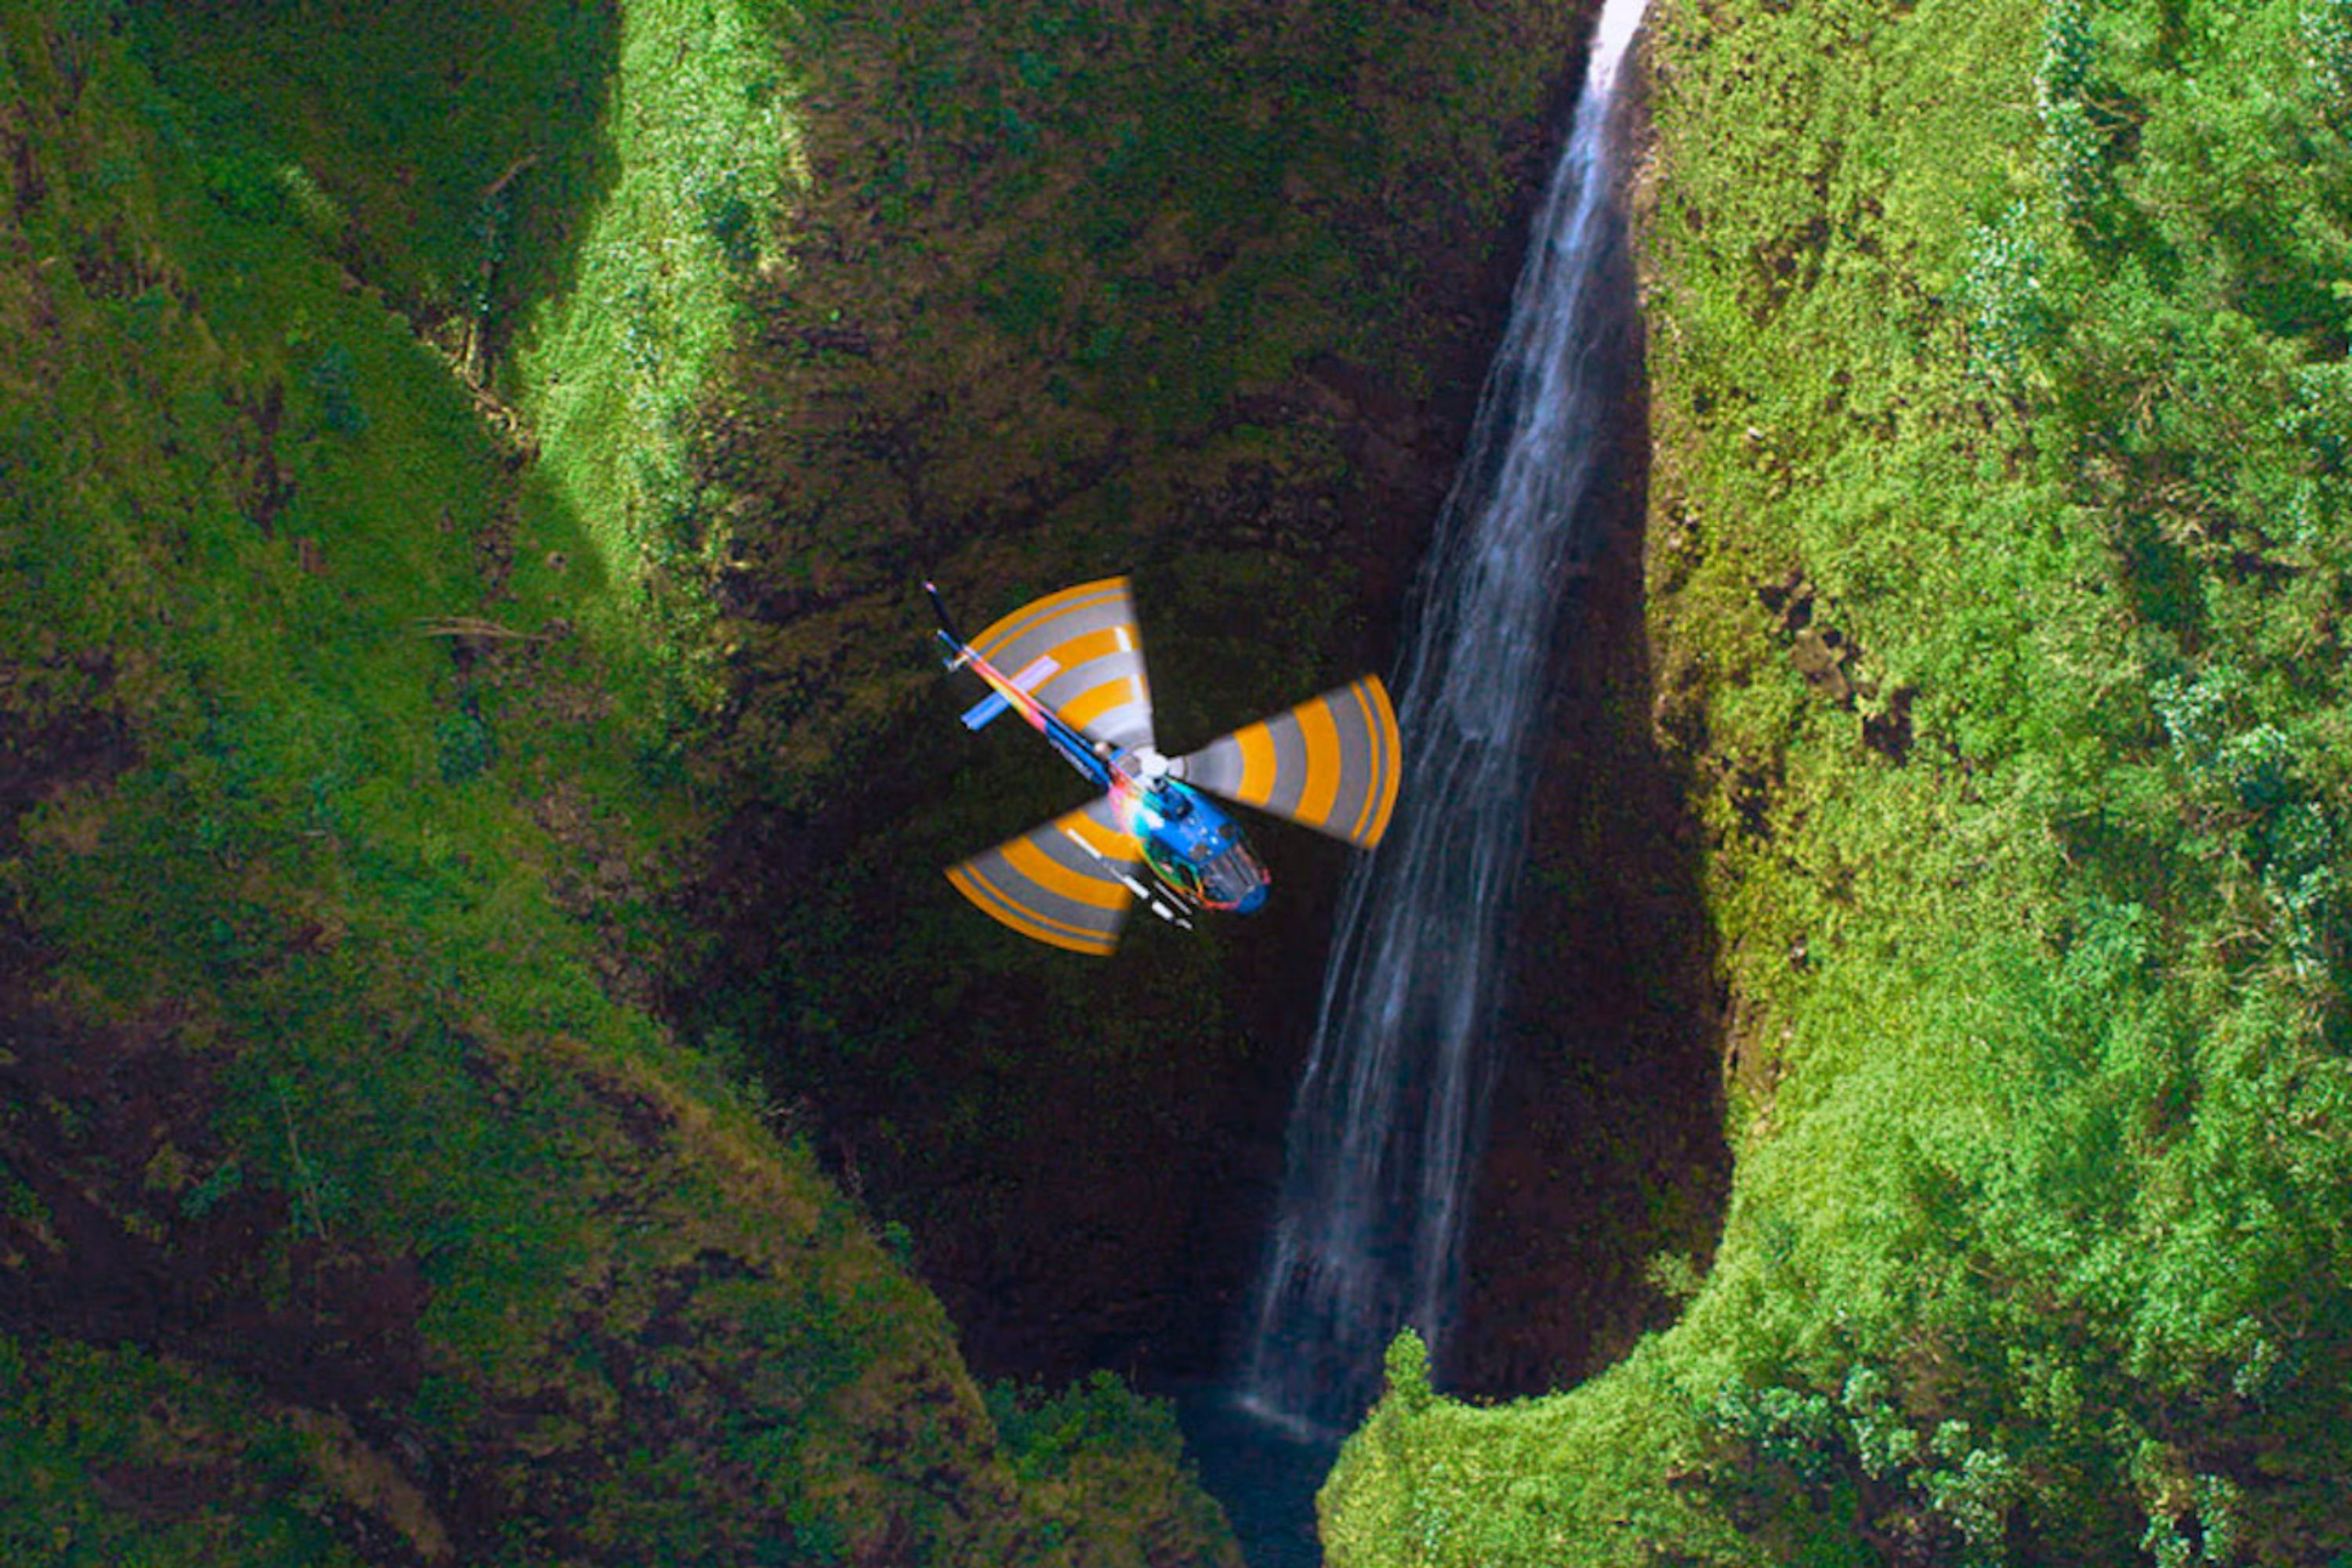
[681,0,1622,1396]
[1448,343,1733,1399]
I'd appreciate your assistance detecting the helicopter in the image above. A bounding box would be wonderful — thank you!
[925,575,1401,955]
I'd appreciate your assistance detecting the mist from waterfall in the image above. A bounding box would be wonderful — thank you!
[1235,0,1653,1435]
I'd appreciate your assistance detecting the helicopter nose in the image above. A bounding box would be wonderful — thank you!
[1235,880,1269,915]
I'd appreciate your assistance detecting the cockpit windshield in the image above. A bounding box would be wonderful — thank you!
[1196,839,1269,909]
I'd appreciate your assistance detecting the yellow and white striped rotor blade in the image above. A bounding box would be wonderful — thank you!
[970,576,1155,753]
[1175,676,1403,849]
[945,794,1145,956]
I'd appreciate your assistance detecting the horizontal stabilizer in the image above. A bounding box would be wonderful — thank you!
[1177,676,1402,849]
[960,652,1059,731]
[946,793,1145,956]
[970,577,1155,753]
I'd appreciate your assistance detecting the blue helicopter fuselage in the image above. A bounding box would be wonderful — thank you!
[1123,775,1271,915]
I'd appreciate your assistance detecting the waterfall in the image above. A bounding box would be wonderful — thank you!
[1236,0,1652,1435]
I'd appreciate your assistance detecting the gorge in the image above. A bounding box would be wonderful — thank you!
[1239,0,1657,1439]
[7,0,2352,1563]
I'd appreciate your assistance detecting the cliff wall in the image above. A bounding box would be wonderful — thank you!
[1326,0,2352,1559]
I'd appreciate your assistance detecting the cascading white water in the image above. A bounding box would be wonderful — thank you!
[1236,0,1652,1434]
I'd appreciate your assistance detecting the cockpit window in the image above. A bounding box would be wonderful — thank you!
[1197,840,1268,907]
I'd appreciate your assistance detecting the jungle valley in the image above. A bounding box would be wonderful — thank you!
[4,0,2350,1563]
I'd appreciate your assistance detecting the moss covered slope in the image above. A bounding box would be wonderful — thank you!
[1323,0,2352,1561]
[0,3,1234,1560]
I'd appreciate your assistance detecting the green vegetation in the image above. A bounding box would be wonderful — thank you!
[1323,0,2352,1560]
[0,1332,372,1567]
[7,0,1620,1549]
[1,0,1239,1559]
[38,0,2346,1556]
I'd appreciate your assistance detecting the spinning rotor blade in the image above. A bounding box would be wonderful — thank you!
[969,576,1155,753]
[946,794,1145,956]
[1177,676,1402,849]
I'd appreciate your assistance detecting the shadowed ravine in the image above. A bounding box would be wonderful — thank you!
[1235,0,1655,1437]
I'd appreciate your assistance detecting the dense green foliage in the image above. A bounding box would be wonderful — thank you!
[1324,0,2352,1560]
[0,1332,371,1567]
[1,2,1237,1559]
[32,0,2350,1556]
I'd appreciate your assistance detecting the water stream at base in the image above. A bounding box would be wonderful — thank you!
[1232,0,1654,1443]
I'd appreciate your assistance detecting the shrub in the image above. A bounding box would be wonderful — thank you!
[1960,205,2061,385]
[2038,0,2107,221]
[1384,1328,1433,1413]
[2305,0,2352,118]
[985,1370,1185,1478]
